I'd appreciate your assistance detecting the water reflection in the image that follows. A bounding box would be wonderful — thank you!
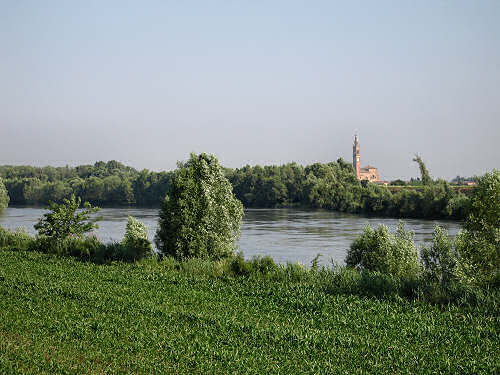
[0,207,462,266]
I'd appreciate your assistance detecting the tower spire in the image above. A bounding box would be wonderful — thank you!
[353,134,360,179]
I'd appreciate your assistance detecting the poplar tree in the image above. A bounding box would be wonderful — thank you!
[155,153,243,260]
[413,154,432,185]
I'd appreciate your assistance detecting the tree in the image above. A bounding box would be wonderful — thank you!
[455,170,500,285]
[155,153,243,260]
[0,177,9,211]
[34,195,100,240]
[413,155,432,186]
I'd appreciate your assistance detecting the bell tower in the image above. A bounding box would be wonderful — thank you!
[353,134,360,179]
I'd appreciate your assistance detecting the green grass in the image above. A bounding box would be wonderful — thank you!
[0,250,499,374]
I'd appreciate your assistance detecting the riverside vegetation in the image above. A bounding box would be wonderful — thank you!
[0,155,472,219]
[0,154,498,373]
[0,177,9,211]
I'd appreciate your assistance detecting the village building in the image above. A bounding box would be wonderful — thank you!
[352,134,379,182]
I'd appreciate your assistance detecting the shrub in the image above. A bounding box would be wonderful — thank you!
[95,242,123,264]
[282,262,309,282]
[250,255,279,275]
[229,252,252,276]
[29,234,102,260]
[358,271,400,298]
[445,194,470,219]
[325,267,362,295]
[123,216,149,244]
[122,216,153,260]
[155,153,243,260]
[60,235,102,259]
[28,235,54,254]
[455,170,500,286]
[0,227,32,251]
[34,195,100,240]
[346,221,421,277]
[421,225,457,284]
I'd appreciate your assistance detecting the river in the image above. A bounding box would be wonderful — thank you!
[0,207,461,266]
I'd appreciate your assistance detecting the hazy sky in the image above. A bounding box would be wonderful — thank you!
[1,1,499,180]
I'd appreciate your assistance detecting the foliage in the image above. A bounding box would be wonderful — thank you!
[389,179,407,186]
[34,195,100,240]
[346,222,421,277]
[121,216,153,260]
[156,153,244,260]
[2,205,150,264]
[0,177,9,211]
[1,159,474,220]
[227,253,279,277]
[0,161,154,206]
[445,193,471,218]
[412,154,432,185]
[0,227,32,251]
[455,170,500,286]
[421,226,457,284]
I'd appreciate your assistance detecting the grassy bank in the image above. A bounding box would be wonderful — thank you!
[1,249,498,374]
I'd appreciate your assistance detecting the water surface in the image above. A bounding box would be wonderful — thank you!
[0,207,461,265]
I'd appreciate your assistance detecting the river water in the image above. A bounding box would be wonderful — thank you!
[0,207,461,266]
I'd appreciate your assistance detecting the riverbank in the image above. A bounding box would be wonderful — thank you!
[1,249,498,374]
[1,160,474,221]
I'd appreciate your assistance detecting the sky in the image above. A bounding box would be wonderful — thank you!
[1,1,499,180]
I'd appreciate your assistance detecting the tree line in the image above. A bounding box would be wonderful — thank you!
[0,161,172,207]
[0,158,472,219]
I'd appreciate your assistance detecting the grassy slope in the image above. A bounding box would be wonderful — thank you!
[0,250,498,374]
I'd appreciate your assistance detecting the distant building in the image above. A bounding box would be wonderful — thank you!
[352,134,379,182]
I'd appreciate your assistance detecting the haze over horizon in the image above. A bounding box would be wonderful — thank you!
[1,1,499,181]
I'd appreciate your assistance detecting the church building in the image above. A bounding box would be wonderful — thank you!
[352,134,379,182]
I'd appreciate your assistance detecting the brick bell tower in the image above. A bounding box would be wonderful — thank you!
[353,134,360,179]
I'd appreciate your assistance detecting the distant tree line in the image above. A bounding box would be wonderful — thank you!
[226,159,471,219]
[0,158,473,220]
[0,161,172,207]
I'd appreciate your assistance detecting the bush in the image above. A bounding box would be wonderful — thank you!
[29,234,102,260]
[358,271,400,298]
[0,227,32,251]
[282,262,309,282]
[455,170,500,286]
[122,216,153,260]
[34,195,100,240]
[421,225,457,284]
[445,194,471,219]
[249,255,279,275]
[155,153,243,260]
[28,235,54,254]
[346,221,421,277]
[229,252,252,276]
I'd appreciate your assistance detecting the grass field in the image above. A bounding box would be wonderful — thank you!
[0,249,498,374]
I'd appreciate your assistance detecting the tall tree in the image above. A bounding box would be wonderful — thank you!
[456,170,500,285]
[413,154,432,185]
[155,153,243,260]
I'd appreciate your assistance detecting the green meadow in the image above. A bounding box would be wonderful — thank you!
[1,249,498,374]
